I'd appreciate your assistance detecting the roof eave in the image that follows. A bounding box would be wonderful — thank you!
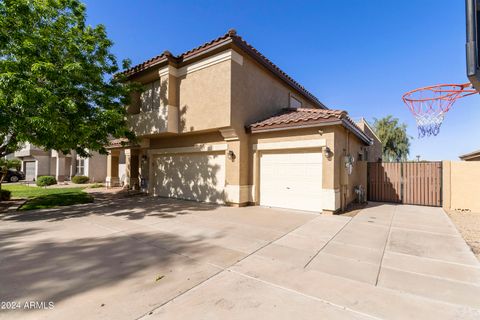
[459,150,480,160]
[248,120,343,134]
[357,118,381,143]
[181,38,233,63]
[123,57,169,79]
[342,119,373,146]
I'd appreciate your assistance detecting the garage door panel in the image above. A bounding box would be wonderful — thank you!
[153,153,226,204]
[25,161,35,181]
[260,151,323,212]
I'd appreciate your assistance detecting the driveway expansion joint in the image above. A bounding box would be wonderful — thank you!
[374,204,397,286]
[303,216,353,269]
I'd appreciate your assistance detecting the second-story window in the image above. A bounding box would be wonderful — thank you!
[290,94,302,109]
[140,80,161,113]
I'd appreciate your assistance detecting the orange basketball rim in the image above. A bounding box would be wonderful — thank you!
[402,83,478,137]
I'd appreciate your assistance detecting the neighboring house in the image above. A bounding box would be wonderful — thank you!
[106,29,381,213]
[459,149,480,161]
[3,153,17,160]
[14,143,107,182]
[355,118,383,162]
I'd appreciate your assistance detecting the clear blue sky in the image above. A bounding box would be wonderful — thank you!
[83,0,480,160]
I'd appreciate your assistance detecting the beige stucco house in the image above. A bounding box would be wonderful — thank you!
[107,30,381,213]
[14,143,107,182]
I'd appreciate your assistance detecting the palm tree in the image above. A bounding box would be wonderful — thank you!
[373,116,411,162]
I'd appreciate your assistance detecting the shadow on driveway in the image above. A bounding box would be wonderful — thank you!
[0,226,214,306]
[0,196,220,222]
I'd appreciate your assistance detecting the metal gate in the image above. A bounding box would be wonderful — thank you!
[367,162,442,206]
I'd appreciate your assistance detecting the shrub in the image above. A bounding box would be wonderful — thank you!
[0,189,11,201]
[89,183,104,188]
[36,176,57,187]
[72,175,89,184]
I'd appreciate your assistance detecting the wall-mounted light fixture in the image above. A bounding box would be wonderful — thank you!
[323,147,333,159]
[141,155,148,163]
[227,150,236,160]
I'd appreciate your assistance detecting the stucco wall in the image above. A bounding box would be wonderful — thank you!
[177,60,231,133]
[149,131,225,149]
[443,161,480,212]
[230,54,319,199]
[333,127,368,209]
[36,155,51,177]
[249,125,368,211]
[356,119,382,162]
[87,152,108,182]
[127,58,232,137]
[231,54,313,133]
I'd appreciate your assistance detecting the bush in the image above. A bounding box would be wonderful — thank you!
[0,189,11,201]
[36,176,57,187]
[89,183,104,188]
[72,175,89,184]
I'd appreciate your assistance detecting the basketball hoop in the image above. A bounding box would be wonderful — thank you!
[402,83,477,137]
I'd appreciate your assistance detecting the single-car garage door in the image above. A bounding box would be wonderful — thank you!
[260,151,323,212]
[152,152,226,204]
[24,161,36,181]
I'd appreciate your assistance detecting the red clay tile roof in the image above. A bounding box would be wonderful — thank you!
[249,108,345,130]
[122,29,325,109]
[249,108,373,145]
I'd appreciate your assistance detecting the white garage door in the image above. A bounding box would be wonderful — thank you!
[260,151,323,212]
[152,152,226,204]
[24,161,36,181]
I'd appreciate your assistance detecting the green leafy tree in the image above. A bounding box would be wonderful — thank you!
[0,0,135,161]
[373,116,411,162]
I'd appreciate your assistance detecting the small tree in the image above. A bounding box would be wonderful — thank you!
[373,116,411,162]
[0,0,135,159]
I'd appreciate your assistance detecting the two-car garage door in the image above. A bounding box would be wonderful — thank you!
[151,149,323,212]
[152,152,226,204]
[259,151,323,212]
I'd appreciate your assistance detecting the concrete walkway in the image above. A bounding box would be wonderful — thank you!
[0,199,479,319]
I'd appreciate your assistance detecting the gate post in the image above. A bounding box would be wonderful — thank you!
[442,160,451,210]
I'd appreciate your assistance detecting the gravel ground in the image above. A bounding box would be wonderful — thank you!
[447,210,480,261]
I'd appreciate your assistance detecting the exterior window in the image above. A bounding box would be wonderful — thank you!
[76,158,85,176]
[289,95,302,109]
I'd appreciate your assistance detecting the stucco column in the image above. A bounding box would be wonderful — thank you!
[106,149,120,187]
[221,128,251,206]
[138,149,149,193]
[442,160,451,211]
[125,149,140,190]
[159,65,179,133]
[320,130,339,214]
[55,154,66,182]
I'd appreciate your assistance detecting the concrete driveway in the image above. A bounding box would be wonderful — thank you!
[1,198,479,320]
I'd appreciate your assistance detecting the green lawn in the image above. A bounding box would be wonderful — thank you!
[2,185,93,210]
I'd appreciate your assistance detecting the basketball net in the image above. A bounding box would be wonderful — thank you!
[402,83,477,137]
